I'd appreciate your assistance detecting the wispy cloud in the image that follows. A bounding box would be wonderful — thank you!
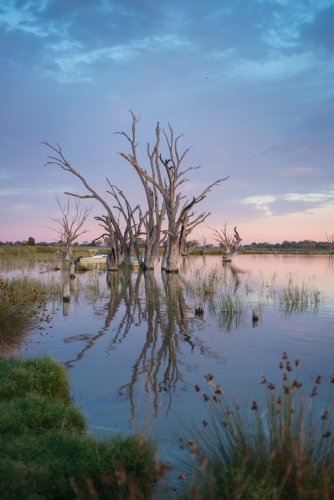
[0,188,29,196]
[229,52,315,81]
[284,190,334,203]
[243,188,334,218]
[46,34,194,82]
[244,195,276,216]
[0,0,63,37]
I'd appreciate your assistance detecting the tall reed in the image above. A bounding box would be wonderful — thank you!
[0,276,51,351]
[176,353,334,499]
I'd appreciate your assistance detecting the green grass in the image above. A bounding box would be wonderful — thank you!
[0,355,157,499]
[0,275,50,351]
[0,356,71,401]
[176,353,334,499]
[0,431,156,500]
[279,274,321,314]
[0,392,86,435]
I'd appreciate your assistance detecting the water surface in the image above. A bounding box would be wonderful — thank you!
[2,254,333,460]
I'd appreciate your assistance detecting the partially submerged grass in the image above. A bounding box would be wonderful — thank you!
[279,273,321,314]
[0,355,157,499]
[175,353,334,499]
[0,275,52,351]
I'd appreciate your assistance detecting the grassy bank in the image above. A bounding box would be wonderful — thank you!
[0,355,157,500]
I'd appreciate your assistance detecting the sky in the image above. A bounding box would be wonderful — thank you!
[0,0,333,245]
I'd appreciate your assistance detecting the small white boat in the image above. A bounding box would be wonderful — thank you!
[79,250,108,265]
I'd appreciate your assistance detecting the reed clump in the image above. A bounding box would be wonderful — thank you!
[279,274,321,314]
[0,356,157,499]
[0,276,52,351]
[176,353,334,499]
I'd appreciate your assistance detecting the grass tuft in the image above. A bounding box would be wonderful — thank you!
[0,392,86,435]
[177,353,334,499]
[0,356,71,402]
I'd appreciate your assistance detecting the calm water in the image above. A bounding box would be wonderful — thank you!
[2,254,334,460]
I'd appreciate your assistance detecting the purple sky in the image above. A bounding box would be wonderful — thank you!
[1,0,333,245]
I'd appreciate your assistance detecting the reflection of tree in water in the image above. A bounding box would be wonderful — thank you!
[63,270,142,368]
[119,272,222,419]
[222,261,248,294]
[63,269,222,418]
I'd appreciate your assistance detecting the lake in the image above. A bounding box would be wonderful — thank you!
[1,254,333,463]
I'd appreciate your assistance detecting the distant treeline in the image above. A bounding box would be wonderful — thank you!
[0,238,331,250]
[242,240,331,250]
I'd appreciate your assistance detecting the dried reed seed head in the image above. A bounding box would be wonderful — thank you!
[283,385,290,394]
[283,373,287,381]
[322,431,331,438]
[215,385,224,394]
[277,396,282,405]
[178,474,186,480]
[203,394,210,402]
[251,401,259,410]
[194,384,201,392]
[331,375,334,384]
[114,461,127,485]
[268,382,275,390]
[69,478,80,495]
[315,375,322,384]
[127,480,137,500]
[311,387,318,397]
[282,352,288,360]
[261,375,267,385]
[203,420,208,426]
[213,395,221,404]
[204,373,214,384]
[295,359,300,367]
[85,478,97,496]
[157,461,173,479]
[321,410,329,421]
[200,454,209,470]
[285,463,293,477]
[222,421,228,427]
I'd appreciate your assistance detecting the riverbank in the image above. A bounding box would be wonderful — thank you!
[0,356,157,499]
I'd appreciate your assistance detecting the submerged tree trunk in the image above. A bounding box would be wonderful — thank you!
[166,236,180,273]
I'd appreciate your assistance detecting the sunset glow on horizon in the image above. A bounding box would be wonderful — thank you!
[1,0,333,245]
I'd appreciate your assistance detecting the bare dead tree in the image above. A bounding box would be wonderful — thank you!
[325,231,334,254]
[209,223,242,262]
[115,112,166,269]
[117,113,228,272]
[46,195,92,260]
[200,235,209,254]
[42,141,141,271]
